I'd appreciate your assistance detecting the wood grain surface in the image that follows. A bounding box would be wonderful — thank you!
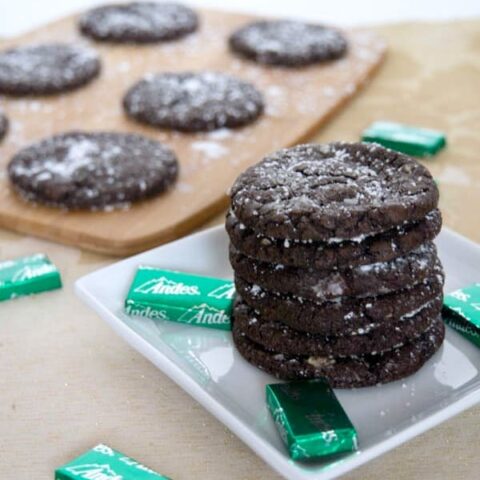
[0,17,479,480]
[0,9,385,255]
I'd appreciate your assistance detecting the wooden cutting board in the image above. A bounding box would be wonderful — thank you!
[0,9,386,256]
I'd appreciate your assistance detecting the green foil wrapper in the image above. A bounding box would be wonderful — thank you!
[362,121,446,157]
[0,253,62,302]
[443,283,480,347]
[266,380,358,460]
[125,267,235,330]
[56,444,171,480]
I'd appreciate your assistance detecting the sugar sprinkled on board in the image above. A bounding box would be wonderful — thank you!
[191,141,229,160]
[207,128,233,140]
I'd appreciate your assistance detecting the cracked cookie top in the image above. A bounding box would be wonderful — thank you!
[229,142,439,241]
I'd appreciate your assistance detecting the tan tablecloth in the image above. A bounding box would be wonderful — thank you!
[1,19,480,480]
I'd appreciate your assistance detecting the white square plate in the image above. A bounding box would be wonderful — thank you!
[75,226,480,480]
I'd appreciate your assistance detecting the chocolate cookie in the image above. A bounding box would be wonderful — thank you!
[234,272,444,335]
[0,43,100,95]
[79,2,198,43]
[0,111,8,141]
[232,314,445,387]
[229,20,347,67]
[8,131,178,209]
[230,242,441,302]
[226,208,442,270]
[123,71,264,132]
[233,295,442,357]
[230,142,439,241]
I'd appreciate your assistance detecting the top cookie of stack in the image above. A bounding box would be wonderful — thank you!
[227,142,445,388]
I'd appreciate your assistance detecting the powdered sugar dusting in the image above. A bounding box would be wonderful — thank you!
[124,71,264,132]
[0,43,100,94]
[230,20,347,66]
[231,142,437,241]
[8,132,178,209]
[79,2,198,42]
[191,141,229,160]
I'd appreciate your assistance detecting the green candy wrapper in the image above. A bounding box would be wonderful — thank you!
[0,253,62,302]
[55,444,170,480]
[362,121,446,157]
[125,267,235,330]
[266,380,358,460]
[443,283,480,347]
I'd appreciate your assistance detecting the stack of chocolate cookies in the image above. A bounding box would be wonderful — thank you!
[227,142,445,388]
